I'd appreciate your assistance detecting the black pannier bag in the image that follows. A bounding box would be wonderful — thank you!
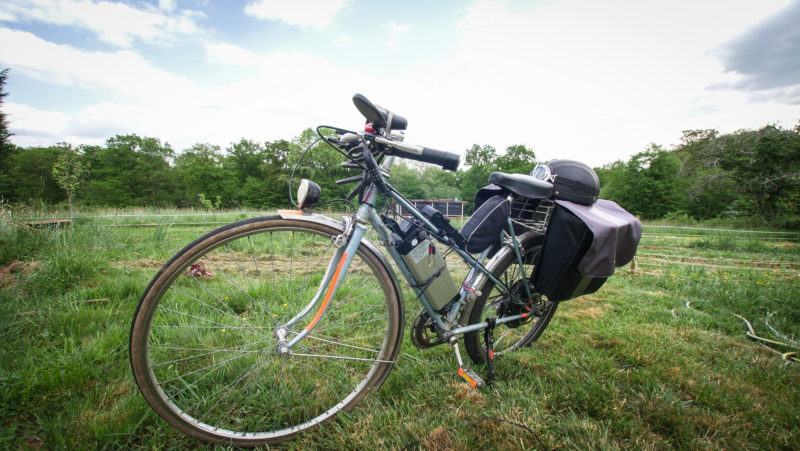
[475,184,547,235]
[531,199,641,301]
[459,195,510,254]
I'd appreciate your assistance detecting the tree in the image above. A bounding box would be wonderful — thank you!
[600,144,682,218]
[175,143,236,207]
[0,69,12,154]
[495,144,537,175]
[458,144,498,213]
[52,143,87,221]
[679,124,800,223]
[10,146,64,203]
[0,69,16,197]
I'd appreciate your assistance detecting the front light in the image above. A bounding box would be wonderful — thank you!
[298,179,321,209]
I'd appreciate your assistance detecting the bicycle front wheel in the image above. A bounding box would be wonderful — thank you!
[130,217,402,447]
[462,232,558,364]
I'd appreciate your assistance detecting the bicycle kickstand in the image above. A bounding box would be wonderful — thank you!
[484,317,496,384]
[453,343,485,388]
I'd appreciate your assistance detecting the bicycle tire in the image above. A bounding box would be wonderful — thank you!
[129,216,402,447]
[462,232,558,364]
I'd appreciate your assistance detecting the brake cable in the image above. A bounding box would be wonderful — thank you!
[288,136,356,211]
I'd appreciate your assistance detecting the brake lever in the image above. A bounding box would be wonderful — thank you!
[346,175,366,202]
[335,174,364,185]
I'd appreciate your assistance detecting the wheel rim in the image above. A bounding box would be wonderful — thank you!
[134,224,397,443]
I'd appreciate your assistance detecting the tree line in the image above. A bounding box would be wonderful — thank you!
[0,69,798,226]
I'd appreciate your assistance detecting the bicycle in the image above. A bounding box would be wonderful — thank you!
[129,94,562,447]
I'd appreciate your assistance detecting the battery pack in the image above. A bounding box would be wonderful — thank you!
[400,239,460,312]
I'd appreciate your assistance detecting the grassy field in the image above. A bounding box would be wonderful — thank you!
[1,208,799,450]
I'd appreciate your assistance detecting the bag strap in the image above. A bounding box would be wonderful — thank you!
[553,175,600,197]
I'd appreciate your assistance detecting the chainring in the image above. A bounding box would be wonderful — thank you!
[410,309,446,349]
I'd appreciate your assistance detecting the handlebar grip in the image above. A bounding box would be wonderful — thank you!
[396,147,461,172]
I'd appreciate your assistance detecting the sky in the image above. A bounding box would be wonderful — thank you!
[0,0,798,168]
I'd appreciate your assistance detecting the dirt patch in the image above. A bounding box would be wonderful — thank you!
[0,260,40,288]
[120,258,164,269]
[23,436,44,449]
[422,427,454,451]
[559,298,610,320]
[452,382,485,407]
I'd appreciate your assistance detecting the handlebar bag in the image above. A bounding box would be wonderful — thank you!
[531,199,641,301]
[460,195,510,255]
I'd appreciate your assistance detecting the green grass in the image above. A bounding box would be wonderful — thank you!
[0,211,798,450]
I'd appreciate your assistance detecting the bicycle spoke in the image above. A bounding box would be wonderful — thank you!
[192,353,274,422]
[225,243,270,312]
[493,328,513,349]
[156,305,266,339]
[314,316,387,333]
[159,339,271,387]
[274,357,285,432]
[287,369,312,426]
[291,353,395,364]
[178,275,261,331]
[151,338,275,368]
[202,255,264,313]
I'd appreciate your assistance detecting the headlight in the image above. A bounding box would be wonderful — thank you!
[297,179,321,209]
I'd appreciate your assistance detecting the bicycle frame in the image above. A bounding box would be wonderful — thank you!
[278,156,536,354]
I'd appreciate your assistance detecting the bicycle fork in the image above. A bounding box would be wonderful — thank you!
[277,208,369,354]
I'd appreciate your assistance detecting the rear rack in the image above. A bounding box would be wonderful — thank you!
[510,198,554,233]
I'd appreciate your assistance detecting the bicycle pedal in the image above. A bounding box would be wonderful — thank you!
[458,367,485,388]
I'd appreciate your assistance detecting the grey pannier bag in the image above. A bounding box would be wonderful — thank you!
[531,199,641,301]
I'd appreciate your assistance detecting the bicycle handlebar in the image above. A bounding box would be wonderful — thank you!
[373,136,460,172]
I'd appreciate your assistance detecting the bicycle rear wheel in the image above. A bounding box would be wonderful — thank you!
[129,217,402,447]
[462,233,558,364]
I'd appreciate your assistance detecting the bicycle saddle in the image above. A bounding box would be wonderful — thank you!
[489,172,553,199]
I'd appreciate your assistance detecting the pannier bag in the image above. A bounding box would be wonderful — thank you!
[531,199,641,301]
[459,195,510,254]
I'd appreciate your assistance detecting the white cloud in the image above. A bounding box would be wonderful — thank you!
[158,0,176,12]
[383,40,399,48]
[458,0,506,28]
[2,37,375,150]
[0,27,197,105]
[335,35,351,46]
[388,21,412,35]
[4,0,799,169]
[407,0,800,166]
[244,0,345,28]
[0,0,206,47]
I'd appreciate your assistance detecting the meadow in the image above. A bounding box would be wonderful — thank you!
[1,206,798,450]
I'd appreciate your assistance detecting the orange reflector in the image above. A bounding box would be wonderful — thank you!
[490,350,494,359]
[305,253,348,331]
[458,367,477,387]
[278,210,303,216]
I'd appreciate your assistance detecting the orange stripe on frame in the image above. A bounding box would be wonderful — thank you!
[305,253,348,331]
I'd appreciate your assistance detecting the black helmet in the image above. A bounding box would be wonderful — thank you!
[531,159,599,205]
